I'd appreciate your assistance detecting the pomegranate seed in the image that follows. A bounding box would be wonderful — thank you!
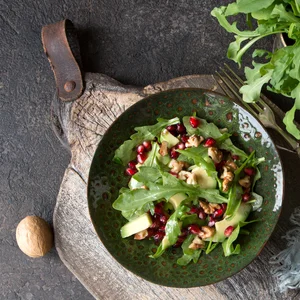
[170,148,179,159]
[166,125,177,136]
[169,171,178,178]
[198,209,207,220]
[215,160,226,172]
[232,155,240,161]
[177,123,186,134]
[137,153,147,164]
[159,225,166,232]
[188,224,201,235]
[243,187,251,193]
[147,228,155,237]
[181,134,189,143]
[160,215,168,224]
[244,167,256,176]
[137,144,145,154]
[180,228,189,237]
[173,236,186,247]
[177,142,186,150]
[242,192,251,202]
[221,203,227,211]
[125,168,137,176]
[189,116,201,128]
[142,140,152,151]
[213,208,224,218]
[189,206,200,215]
[204,137,216,147]
[150,218,160,229]
[208,216,215,227]
[224,226,234,237]
[127,160,137,170]
[154,205,164,215]
[154,232,165,242]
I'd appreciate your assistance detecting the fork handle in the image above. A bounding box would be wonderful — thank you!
[275,124,300,157]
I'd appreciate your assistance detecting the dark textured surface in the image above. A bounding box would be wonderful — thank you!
[0,0,280,299]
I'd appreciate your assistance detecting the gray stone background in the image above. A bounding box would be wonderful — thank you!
[0,0,294,299]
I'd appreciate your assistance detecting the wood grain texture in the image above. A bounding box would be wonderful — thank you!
[53,73,300,300]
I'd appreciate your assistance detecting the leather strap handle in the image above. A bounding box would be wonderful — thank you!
[41,20,83,102]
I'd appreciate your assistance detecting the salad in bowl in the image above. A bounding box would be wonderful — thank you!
[112,115,264,265]
[87,88,283,287]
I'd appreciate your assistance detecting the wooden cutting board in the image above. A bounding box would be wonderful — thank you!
[52,71,300,300]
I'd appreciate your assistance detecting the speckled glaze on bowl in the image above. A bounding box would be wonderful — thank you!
[88,88,283,287]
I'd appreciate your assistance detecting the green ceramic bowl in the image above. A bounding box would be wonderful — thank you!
[88,88,283,287]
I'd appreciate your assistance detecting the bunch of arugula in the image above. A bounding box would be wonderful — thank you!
[211,0,300,139]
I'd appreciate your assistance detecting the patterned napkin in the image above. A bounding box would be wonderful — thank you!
[270,206,300,292]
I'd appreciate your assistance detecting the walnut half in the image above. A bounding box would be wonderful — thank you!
[159,141,168,156]
[207,147,223,163]
[189,236,206,250]
[220,166,234,192]
[239,175,251,188]
[199,200,220,214]
[134,229,148,240]
[169,159,185,174]
[185,135,204,148]
[198,226,215,239]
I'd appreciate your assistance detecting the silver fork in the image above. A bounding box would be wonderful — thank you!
[214,64,300,158]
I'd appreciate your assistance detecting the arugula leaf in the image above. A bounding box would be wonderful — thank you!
[151,243,165,259]
[143,142,159,167]
[225,184,243,218]
[240,65,273,102]
[113,172,228,211]
[132,166,161,184]
[177,147,216,175]
[211,7,259,37]
[211,1,300,139]
[177,235,202,266]
[205,239,219,255]
[235,151,256,176]
[239,219,260,227]
[221,138,248,159]
[283,103,300,139]
[113,117,179,165]
[165,205,188,245]
[122,202,155,221]
[222,225,241,257]
[237,0,276,14]
[183,116,223,139]
[181,214,206,228]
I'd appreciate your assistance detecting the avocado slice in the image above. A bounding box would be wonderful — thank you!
[128,177,144,190]
[157,152,171,165]
[120,213,153,238]
[209,202,252,242]
[169,193,187,209]
[160,129,180,148]
[162,236,170,249]
[191,166,217,189]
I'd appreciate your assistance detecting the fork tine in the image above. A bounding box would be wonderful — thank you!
[214,71,258,117]
[215,71,243,102]
[223,64,265,114]
[224,63,244,85]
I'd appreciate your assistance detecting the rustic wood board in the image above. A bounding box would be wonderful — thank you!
[53,73,300,300]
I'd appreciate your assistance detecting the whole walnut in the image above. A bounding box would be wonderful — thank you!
[16,216,53,258]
